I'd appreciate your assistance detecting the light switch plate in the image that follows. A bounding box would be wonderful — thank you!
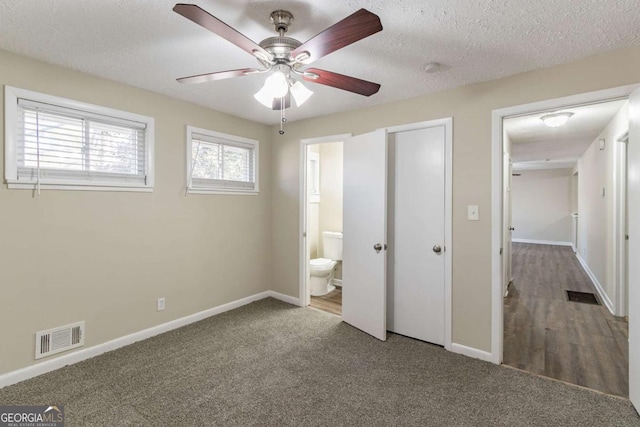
[468,205,479,221]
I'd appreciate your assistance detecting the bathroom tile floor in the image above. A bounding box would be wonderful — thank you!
[310,287,342,316]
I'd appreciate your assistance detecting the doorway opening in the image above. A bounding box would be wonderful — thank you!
[299,134,350,316]
[492,85,639,398]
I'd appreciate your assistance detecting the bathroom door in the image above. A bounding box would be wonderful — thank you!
[342,129,388,341]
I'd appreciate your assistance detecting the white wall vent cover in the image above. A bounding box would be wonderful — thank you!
[35,321,85,360]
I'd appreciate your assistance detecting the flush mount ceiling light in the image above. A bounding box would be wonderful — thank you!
[540,112,574,128]
[173,4,383,134]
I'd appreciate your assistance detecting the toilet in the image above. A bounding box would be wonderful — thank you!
[309,231,343,296]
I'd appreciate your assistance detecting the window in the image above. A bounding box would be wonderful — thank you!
[186,126,259,194]
[4,86,154,191]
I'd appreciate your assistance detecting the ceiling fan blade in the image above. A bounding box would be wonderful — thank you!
[177,68,260,84]
[272,93,291,110]
[291,9,382,64]
[173,4,272,61]
[302,68,380,96]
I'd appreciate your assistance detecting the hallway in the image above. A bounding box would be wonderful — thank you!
[504,243,629,397]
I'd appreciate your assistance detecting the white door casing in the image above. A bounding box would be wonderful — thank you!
[387,126,446,344]
[628,87,640,411]
[342,129,388,341]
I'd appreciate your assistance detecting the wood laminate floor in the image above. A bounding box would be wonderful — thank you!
[310,287,342,316]
[504,243,629,397]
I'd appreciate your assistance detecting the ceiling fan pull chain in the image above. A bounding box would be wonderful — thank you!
[279,98,286,135]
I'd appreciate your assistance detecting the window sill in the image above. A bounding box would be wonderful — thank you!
[187,188,259,196]
[7,182,153,193]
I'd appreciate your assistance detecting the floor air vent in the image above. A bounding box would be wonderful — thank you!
[35,321,85,360]
[566,290,600,305]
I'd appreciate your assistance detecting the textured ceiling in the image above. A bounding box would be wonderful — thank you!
[1,1,639,125]
[505,99,627,170]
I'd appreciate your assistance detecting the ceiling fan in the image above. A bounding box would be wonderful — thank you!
[173,3,383,111]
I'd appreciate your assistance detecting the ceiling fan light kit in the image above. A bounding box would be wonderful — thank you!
[173,3,383,133]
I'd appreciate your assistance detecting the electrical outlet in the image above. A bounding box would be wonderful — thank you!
[157,297,165,311]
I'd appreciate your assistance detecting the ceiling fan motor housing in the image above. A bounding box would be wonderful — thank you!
[259,36,301,62]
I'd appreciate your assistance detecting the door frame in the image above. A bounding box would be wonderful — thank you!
[615,130,629,317]
[490,83,640,364]
[298,133,352,307]
[384,118,453,351]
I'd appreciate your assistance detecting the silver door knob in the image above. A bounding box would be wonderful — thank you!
[433,245,442,254]
[373,243,382,253]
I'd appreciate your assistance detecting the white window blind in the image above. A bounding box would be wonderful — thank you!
[4,86,154,192]
[187,127,258,194]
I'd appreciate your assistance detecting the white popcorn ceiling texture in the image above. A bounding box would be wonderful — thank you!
[0,0,639,125]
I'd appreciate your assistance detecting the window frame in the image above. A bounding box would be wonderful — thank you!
[185,125,259,195]
[4,85,155,192]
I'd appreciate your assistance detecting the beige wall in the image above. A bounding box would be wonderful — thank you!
[0,50,272,375]
[511,168,573,243]
[577,103,629,303]
[270,46,640,352]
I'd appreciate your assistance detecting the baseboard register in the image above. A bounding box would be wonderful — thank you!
[35,321,85,360]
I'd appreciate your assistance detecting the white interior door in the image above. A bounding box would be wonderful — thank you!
[342,129,388,341]
[387,126,445,344]
[628,87,640,412]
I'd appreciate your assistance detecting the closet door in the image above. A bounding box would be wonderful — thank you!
[342,129,388,341]
[388,126,445,345]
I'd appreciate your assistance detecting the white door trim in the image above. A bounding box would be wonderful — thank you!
[299,133,352,307]
[491,84,640,364]
[614,131,629,316]
[384,118,453,351]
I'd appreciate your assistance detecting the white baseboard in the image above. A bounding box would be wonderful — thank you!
[575,253,614,314]
[266,290,300,306]
[0,290,299,389]
[451,343,494,363]
[333,279,342,287]
[512,238,573,246]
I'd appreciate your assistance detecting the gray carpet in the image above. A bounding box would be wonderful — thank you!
[1,298,639,426]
